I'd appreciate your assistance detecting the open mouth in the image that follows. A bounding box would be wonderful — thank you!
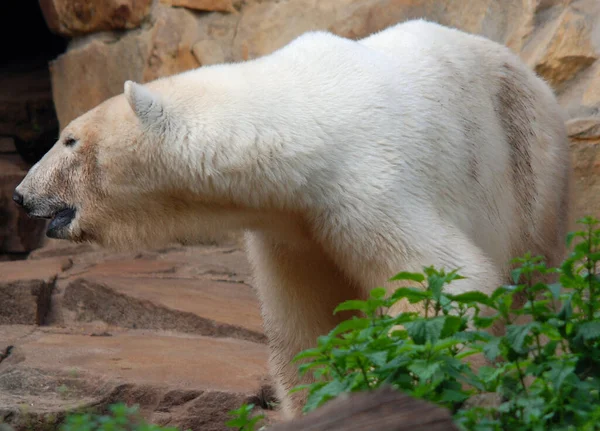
[44,207,76,238]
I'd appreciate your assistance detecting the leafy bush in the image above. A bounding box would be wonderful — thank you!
[228,217,600,431]
[60,403,182,431]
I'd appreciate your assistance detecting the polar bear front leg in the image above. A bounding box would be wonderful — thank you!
[244,231,362,419]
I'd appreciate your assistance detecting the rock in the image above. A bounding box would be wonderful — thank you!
[53,274,265,343]
[230,0,530,63]
[0,156,49,255]
[523,7,597,90]
[0,329,270,431]
[44,245,264,342]
[0,257,71,325]
[568,117,600,224]
[39,0,153,37]
[568,117,600,141]
[50,4,200,128]
[160,0,236,13]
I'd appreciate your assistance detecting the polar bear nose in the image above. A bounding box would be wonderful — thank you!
[12,190,24,207]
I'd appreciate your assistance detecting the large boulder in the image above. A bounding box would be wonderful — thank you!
[39,0,153,36]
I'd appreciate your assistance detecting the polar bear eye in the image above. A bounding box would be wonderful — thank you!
[64,137,77,147]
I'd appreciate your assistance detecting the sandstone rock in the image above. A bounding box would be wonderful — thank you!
[568,117,600,223]
[192,11,241,66]
[229,0,530,62]
[0,257,71,325]
[39,0,153,37]
[522,7,597,90]
[160,0,235,13]
[50,4,200,128]
[0,156,48,254]
[0,329,270,431]
[54,275,265,342]
[44,247,265,342]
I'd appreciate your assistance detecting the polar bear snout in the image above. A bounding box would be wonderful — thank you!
[13,181,77,240]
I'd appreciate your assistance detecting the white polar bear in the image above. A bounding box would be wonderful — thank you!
[14,19,571,418]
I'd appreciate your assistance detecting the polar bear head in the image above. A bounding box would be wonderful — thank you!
[13,80,237,250]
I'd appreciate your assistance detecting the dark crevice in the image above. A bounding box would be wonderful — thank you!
[0,0,68,165]
[0,345,14,364]
[245,384,278,410]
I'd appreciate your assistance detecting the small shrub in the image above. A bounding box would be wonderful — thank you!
[225,403,266,431]
[288,216,600,430]
[60,403,182,431]
[9,218,599,431]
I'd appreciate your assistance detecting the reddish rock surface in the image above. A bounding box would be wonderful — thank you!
[0,241,275,431]
[39,0,153,36]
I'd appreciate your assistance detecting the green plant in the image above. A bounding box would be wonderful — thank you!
[281,216,600,430]
[61,217,600,431]
[60,403,182,431]
[225,403,266,431]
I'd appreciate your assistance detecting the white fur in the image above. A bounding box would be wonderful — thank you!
[126,20,570,417]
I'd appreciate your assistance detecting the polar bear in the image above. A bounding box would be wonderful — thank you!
[14,19,570,418]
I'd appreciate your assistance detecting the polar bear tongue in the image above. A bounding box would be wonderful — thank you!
[47,208,76,239]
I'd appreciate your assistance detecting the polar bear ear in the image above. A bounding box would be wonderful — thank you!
[124,80,165,126]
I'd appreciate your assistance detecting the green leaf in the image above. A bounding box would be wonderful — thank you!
[440,389,470,403]
[576,321,600,342]
[369,287,387,299]
[546,361,576,391]
[405,317,445,345]
[365,351,388,368]
[334,300,368,314]
[303,380,348,413]
[483,337,502,361]
[441,315,463,338]
[330,318,370,336]
[390,287,431,303]
[448,291,491,306]
[547,283,562,300]
[292,348,323,362]
[389,272,425,283]
[511,268,523,284]
[409,360,441,381]
[566,231,576,248]
[558,296,573,321]
[473,315,496,329]
[506,323,538,354]
[427,275,445,301]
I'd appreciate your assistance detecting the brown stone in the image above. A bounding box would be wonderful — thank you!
[524,7,597,89]
[160,0,235,13]
[229,0,531,63]
[0,329,270,430]
[0,156,48,254]
[50,4,200,129]
[47,250,264,342]
[39,0,153,37]
[568,117,600,224]
[0,257,71,325]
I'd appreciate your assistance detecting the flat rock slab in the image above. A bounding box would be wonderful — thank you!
[0,329,271,431]
[59,275,265,341]
[45,247,265,342]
